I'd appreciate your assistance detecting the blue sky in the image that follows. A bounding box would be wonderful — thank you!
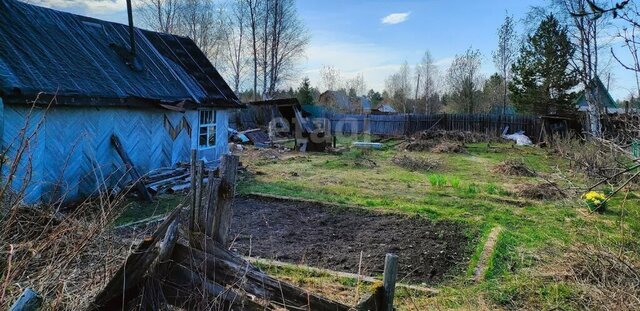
[28,0,639,100]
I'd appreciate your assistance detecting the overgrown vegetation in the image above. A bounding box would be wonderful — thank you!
[238,136,640,310]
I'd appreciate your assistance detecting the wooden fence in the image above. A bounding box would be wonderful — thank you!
[318,113,542,141]
[231,106,545,143]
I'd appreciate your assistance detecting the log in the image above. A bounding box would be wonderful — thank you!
[111,134,153,202]
[87,208,181,311]
[161,262,264,311]
[171,243,351,311]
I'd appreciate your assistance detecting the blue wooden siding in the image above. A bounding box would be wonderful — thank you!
[1,103,46,203]
[1,102,229,203]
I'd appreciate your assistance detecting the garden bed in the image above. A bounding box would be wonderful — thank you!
[228,196,472,284]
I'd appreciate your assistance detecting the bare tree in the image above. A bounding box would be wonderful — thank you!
[246,0,259,100]
[178,0,225,63]
[223,0,249,94]
[345,73,367,97]
[415,50,440,114]
[447,48,484,113]
[555,0,611,135]
[612,2,640,99]
[493,13,517,115]
[320,65,342,92]
[135,0,181,33]
[385,61,412,113]
[264,0,309,96]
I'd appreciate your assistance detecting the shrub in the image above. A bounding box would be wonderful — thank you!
[582,191,607,213]
[428,174,447,188]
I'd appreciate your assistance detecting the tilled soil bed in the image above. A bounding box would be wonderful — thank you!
[229,196,472,284]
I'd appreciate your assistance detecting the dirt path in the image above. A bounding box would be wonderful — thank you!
[473,226,503,282]
[228,195,472,284]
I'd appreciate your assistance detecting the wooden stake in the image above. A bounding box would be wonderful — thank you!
[383,253,398,311]
[211,154,239,244]
[188,149,197,232]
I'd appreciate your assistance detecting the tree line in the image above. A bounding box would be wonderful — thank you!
[306,0,639,136]
[135,0,309,101]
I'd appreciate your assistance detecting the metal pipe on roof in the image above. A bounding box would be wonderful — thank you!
[126,0,136,58]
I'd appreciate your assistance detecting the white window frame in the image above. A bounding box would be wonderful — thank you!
[198,109,216,149]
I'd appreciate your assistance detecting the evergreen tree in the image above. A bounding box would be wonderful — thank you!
[509,14,578,115]
[297,77,314,105]
[367,89,383,106]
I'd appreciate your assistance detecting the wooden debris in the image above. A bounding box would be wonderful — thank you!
[89,152,383,310]
[111,134,153,202]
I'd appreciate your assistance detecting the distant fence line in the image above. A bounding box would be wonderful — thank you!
[318,113,543,141]
[230,106,545,143]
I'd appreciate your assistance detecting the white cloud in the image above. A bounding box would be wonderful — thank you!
[31,0,126,15]
[381,12,410,25]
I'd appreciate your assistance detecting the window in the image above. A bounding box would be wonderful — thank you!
[198,110,216,148]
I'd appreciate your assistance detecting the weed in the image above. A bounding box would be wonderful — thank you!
[449,177,461,189]
[428,174,447,188]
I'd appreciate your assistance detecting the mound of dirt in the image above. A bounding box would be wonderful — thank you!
[517,183,565,200]
[399,130,497,153]
[431,142,466,153]
[229,196,472,284]
[416,130,498,143]
[493,159,536,177]
[391,154,440,171]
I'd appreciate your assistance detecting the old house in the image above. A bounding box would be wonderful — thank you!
[0,0,242,203]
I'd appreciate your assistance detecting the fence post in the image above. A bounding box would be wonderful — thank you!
[383,253,398,311]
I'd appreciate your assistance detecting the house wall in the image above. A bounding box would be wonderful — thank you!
[1,103,229,203]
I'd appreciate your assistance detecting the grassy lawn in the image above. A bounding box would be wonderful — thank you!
[236,136,640,310]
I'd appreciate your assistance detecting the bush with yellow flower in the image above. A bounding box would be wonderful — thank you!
[582,191,607,213]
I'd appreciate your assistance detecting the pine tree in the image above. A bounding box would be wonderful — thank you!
[509,14,578,116]
[297,77,314,105]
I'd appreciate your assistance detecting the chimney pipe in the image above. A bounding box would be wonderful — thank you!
[126,0,136,57]
[125,0,143,71]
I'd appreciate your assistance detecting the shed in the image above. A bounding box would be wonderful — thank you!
[575,76,620,113]
[0,0,242,203]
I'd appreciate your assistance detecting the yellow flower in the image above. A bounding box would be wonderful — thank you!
[583,191,605,201]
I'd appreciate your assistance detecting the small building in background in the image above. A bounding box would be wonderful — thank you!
[372,103,398,114]
[0,0,242,203]
[575,76,621,114]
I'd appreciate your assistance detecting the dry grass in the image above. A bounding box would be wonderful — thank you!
[493,159,536,177]
[553,245,640,310]
[391,154,440,171]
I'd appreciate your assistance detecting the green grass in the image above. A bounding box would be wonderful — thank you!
[115,194,186,226]
[236,137,640,310]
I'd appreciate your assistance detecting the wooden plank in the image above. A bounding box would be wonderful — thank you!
[111,134,153,202]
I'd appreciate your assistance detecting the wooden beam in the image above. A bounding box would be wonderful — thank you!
[111,134,152,202]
